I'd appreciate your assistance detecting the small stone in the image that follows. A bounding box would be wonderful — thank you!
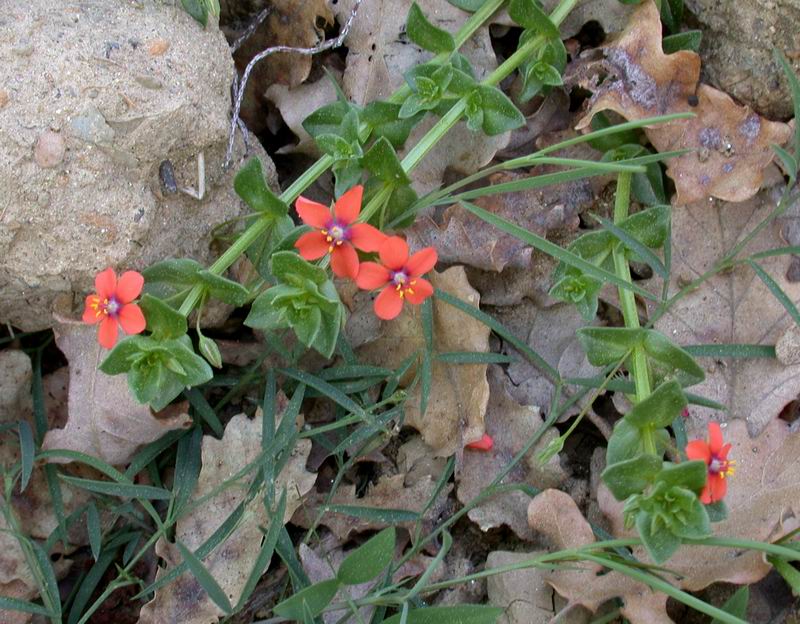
[0,90,8,108]
[68,106,115,144]
[34,130,65,168]
[134,74,162,89]
[147,38,169,56]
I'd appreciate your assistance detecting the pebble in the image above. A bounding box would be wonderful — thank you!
[34,130,65,168]
[68,106,115,144]
[147,38,170,56]
[0,90,8,108]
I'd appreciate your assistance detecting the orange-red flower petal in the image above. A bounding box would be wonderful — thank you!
[708,421,724,455]
[334,185,362,225]
[331,243,360,280]
[356,262,391,289]
[82,295,102,324]
[466,433,494,451]
[95,267,117,300]
[118,303,146,336]
[295,197,331,228]
[406,247,438,277]
[295,231,331,260]
[349,223,386,252]
[374,286,404,320]
[98,316,119,349]
[405,277,433,305]
[379,236,409,271]
[116,271,144,304]
[685,439,711,463]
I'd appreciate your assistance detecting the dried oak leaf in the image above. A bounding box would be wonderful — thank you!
[138,412,315,624]
[357,266,490,456]
[406,168,589,272]
[293,473,453,541]
[598,417,800,591]
[575,0,791,205]
[527,489,670,623]
[456,366,565,540]
[643,188,800,435]
[42,319,191,465]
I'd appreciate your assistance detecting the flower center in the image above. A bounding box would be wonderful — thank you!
[709,455,734,478]
[391,270,417,299]
[91,296,121,319]
[321,222,348,252]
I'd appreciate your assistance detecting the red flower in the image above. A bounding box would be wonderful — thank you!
[685,422,735,504]
[356,236,437,320]
[82,268,146,349]
[466,433,494,451]
[294,185,386,280]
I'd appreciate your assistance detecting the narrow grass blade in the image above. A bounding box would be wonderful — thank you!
[682,344,775,358]
[748,260,800,326]
[280,368,367,419]
[436,351,516,364]
[750,245,800,260]
[86,503,101,561]
[590,213,668,278]
[406,531,452,600]
[322,504,420,523]
[435,289,559,383]
[460,201,658,301]
[125,429,187,479]
[59,475,172,500]
[184,387,224,437]
[277,526,311,590]
[18,420,34,492]
[67,547,117,624]
[0,597,54,617]
[318,365,393,381]
[176,540,233,615]
[775,50,800,159]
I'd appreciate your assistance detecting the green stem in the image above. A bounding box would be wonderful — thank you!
[612,172,655,452]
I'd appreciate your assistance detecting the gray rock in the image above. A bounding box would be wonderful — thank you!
[0,0,278,331]
[685,0,800,119]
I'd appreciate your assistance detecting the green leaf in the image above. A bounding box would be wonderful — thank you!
[302,101,353,139]
[18,419,34,491]
[382,605,504,624]
[656,460,707,492]
[748,259,800,326]
[361,137,411,185]
[445,0,487,9]
[87,503,101,561]
[337,527,396,585]
[767,556,800,599]
[0,596,54,617]
[139,294,187,340]
[59,475,172,500]
[602,453,662,499]
[589,113,641,152]
[591,212,668,278]
[406,2,455,53]
[175,540,233,615]
[234,157,288,218]
[474,85,525,135]
[775,49,800,160]
[509,0,559,37]
[142,258,203,299]
[636,511,681,563]
[577,327,705,386]
[322,504,419,523]
[317,133,361,161]
[682,343,775,358]
[772,144,798,182]
[272,578,340,620]
[670,495,711,540]
[181,0,208,26]
[196,270,250,306]
[711,587,750,624]
[706,500,728,523]
[270,251,329,285]
[662,30,702,53]
[361,101,421,147]
[625,380,687,429]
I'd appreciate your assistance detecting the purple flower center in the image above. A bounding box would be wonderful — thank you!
[324,221,350,243]
[391,270,409,286]
[104,296,121,318]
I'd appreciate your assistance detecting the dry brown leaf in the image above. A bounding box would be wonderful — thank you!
[406,168,588,272]
[598,417,800,592]
[138,411,315,624]
[41,319,191,466]
[357,266,490,456]
[643,189,800,435]
[456,366,565,540]
[294,473,453,541]
[575,0,791,204]
[527,489,670,623]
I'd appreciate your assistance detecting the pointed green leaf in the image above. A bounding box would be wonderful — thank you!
[176,540,233,615]
[234,157,288,218]
[636,511,681,563]
[475,85,525,135]
[406,2,455,53]
[361,137,410,185]
[509,0,559,37]
[382,605,504,624]
[602,453,662,499]
[337,527,396,585]
[272,578,340,620]
[625,380,687,429]
[197,270,250,306]
[139,294,187,340]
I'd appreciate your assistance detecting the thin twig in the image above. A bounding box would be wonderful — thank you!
[223,0,364,169]
[230,7,273,54]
